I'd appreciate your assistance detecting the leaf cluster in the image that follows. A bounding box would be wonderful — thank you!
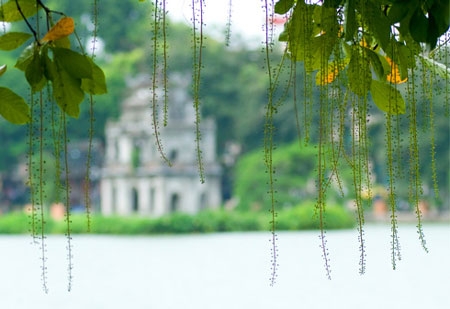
[0,0,106,124]
[276,0,449,114]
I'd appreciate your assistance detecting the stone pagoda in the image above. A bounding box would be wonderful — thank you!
[100,75,222,216]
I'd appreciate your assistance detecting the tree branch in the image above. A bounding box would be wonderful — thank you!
[15,0,39,44]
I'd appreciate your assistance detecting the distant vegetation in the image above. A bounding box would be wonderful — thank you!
[0,203,355,234]
[0,0,448,210]
[234,142,355,211]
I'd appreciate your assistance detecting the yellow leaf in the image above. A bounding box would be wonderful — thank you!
[315,59,349,86]
[359,38,369,48]
[41,17,75,43]
[337,25,344,38]
[385,56,407,84]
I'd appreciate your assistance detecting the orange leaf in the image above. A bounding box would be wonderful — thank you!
[338,25,344,38]
[359,38,369,48]
[385,56,407,84]
[315,59,349,86]
[41,17,75,43]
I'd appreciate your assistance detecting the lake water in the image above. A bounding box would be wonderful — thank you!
[0,224,449,309]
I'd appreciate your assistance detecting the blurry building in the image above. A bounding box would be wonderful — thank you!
[2,139,103,213]
[65,140,103,211]
[100,75,222,216]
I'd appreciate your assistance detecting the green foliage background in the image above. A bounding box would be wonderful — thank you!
[0,204,355,234]
[0,0,448,210]
[234,142,356,211]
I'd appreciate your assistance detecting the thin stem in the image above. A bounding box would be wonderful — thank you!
[62,112,73,291]
[262,0,280,287]
[38,90,48,293]
[191,0,205,183]
[225,0,232,46]
[36,0,64,16]
[15,0,39,43]
[150,1,171,166]
[84,95,94,232]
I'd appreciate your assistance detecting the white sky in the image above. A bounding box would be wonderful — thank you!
[165,0,279,46]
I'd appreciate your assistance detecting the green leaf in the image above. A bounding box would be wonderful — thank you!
[387,3,410,24]
[291,34,336,72]
[281,1,313,48]
[52,47,92,79]
[81,59,107,95]
[347,48,371,97]
[42,51,56,81]
[344,0,356,42]
[313,5,339,37]
[323,0,343,8]
[365,2,391,50]
[306,36,330,71]
[275,0,295,15]
[0,87,30,124]
[14,43,35,71]
[429,0,449,36]
[378,55,392,79]
[25,50,46,91]
[0,64,6,76]
[409,7,429,43]
[0,0,39,22]
[52,61,85,118]
[0,32,32,50]
[371,80,406,115]
[395,43,414,80]
[53,36,71,49]
[364,48,385,80]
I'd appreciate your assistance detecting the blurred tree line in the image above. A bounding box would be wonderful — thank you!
[0,0,448,209]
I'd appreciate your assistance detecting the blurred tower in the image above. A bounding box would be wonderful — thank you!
[100,74,221,216]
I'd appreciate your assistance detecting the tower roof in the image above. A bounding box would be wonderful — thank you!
[120,73,195,124]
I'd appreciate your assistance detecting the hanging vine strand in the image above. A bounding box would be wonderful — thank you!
[150,0,171,166]
[82,0,101,233]
[191,0,206,183]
